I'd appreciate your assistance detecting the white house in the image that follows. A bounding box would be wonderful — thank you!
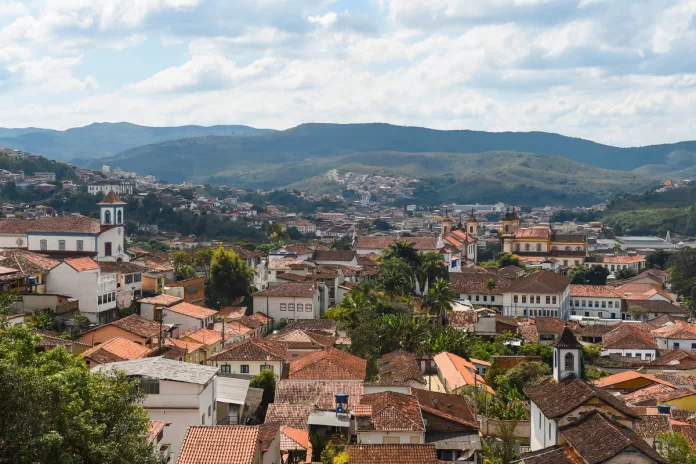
[584,255,646,277]
[525,327,640,452]
[502,270,571,319]
[0,191,129,262]
[46,257,117,324]
[252,282,322,327]
[652,321,696,351]
[88,179,134,196]
[449,270,509,308]
[601,323,659,361]
[206,338,286,376]
[92,357,219,462]
[139,295,217,330]
[569,284,623,320]
[311,250,358,267]
[99,261,146,308]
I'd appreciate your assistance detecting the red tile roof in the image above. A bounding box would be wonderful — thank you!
[147,420,170,443]
[652,321,696,340]
[252,282,317,298]
[411,389,477,429]
[177,425,261,464]
[265,403,312,429]
[449,270,510,294]
[168,302,217,320]
[570,284,622,298]
[287,347,366,380]
[353,236,440,251]
[347,444,438,464]
[207,338,285,362]
[97,191,127,205]
[274,380,363,409]
[377,350,426,385]
[602,323,658,350]
[0,216,101,234]
[82,337,150,364]
[109,314,163,338]
[64,257,100,272]
[358,391,424,431]
[138,294,182,306]
[433,351,493,394]
[181,328,222,346]
[594,371,675,389]
[505,270,570,294]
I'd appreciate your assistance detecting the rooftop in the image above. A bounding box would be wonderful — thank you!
[82,337,150,364]
[358,391,424,432]
[346,444,439,464]
[252,282,317,298]
[92,357,218,384]
[287,347,366,381]
[168,301,218,320]
[177,425,261,464]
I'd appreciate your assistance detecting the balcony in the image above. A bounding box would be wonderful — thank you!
[98,275,117,294]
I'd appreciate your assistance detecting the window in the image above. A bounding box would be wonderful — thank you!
[611,265,615,271]
[134,273,141,282]
[608,301,613,308]
[536,296,541,304]
[598,312,603,319]
[585,312,589,317]
[296,303,303,311]
[125,274,133,284]
[491,296,495,302]
[140,379,160,394]
[563,260,568,267]
[188,286,198,294]
[221,365,231,374]
[40,239,47,251]
[514,295,519,303]
[383,437,400,445]
[522,296,527,303]
[475,295,480,302]
[564,352,574,371]
[201,414,205,425]
[112,291,115,301]
[208,405,211,417]
[76,240,83,251]
[410,436,420,444]
[539,412,542,427]
[536,243,542,252]
[549,423,552,439]
[117,210,122,224]
[525,244,530,251]
[240,365,250,373]
[104,210,111,224]
[601,301,606,308]
[261,365,274,372]
[582,300,586,308]
[552,296,557,304]
[675,342,680,348]
[546,296,551,304]
[280,303,287,311]
[554,350,557,368]
[483,295,487,302]
[594,301,599,308]
[105,242,112,256]
[98,295,102,305]
[305,304,312,312]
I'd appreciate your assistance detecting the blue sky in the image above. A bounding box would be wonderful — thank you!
[0,0,695,146]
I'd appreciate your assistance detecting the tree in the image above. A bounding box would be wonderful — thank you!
[669,250,696,303]
[423,279,456,323]
[372,218,391,231]
[418,252,448,291]
[250,369,277,412]
[613,243,623,255]
[194,247,214,278]
[329,236,353,250]
[482,420,520,464]
[656,432,696,464]
[265,223,288,244]
[205,247,255,307]
[286,226,303,240]
[0,290,19,328]
[585,265,610,285]
[0,326,158,463]
[614,267,638,280]
[646,249,672,270]
[495,362,550,392]
[485,278,497,306]
[518,342,553,366]
[493,252,523,269]
[377,258,413,300]
[172,251,194,280]
[569,266,587,284]
[382,241,420,272]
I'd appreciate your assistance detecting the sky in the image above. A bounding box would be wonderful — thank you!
[0,0,695,146]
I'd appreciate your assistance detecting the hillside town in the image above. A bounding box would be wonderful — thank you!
[4,162,696,464]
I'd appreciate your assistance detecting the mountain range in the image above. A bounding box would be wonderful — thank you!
[2,122,696,206]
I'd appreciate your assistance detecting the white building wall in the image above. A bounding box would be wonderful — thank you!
[655,337,696,351]
[253,296,319,325]
[97,226,128,262]
[28,233,97,253]
[0,233,26,248]
[529,401,557,451]
[569,296,622,319]
[458,292,503,306]
[601,348,657,360]
[164,311,212,331]
[502,287,570,319]
[46,264,116,323]
[212,359,283,376]
[357,431,425,444]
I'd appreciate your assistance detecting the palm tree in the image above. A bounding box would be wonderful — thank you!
[485,278,497,308]
[419,252,448,293]
[382,241,420,270]
[424,279,456,324]
[378,266,412,300]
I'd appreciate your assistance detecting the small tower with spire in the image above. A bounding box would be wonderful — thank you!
[441,207,452,237]
[553,326,583,382]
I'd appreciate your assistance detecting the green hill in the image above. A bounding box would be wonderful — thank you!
[0,122,274,162]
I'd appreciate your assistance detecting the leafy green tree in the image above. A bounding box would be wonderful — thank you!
[194,247,214,277]
[669,250,696,303]
[372,219,391,231]
[646,249,672,270]
[329,236,353,250]
[423,279,455,323]
[481,420,520,464]
[615,267,638,280]
[518,342,553,366]
[656,432,696,464]
[0,290,20,328]
[585,265,610,285]
[418,252,448,290]
[286,226,303,240]
[0,326,158,463]
[265,223,288,244]
[569,266,587,284]
[250,369,277,411]
[377,258,413,300]
[495,362,550,392]
[382,241,421,272]
[493,252,523,269]
[205,247,255,307]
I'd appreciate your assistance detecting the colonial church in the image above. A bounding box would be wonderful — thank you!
[0,191,129,262]
[440,210,478,266]
[500,208,588,268]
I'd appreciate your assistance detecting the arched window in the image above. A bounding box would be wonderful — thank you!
[525,244,530,251]
[515,244,520,251]
[104,210,111,224]
[469,226,474,233]
[505,224,509,233]
[117,210,122,224]
[576,246,582,251]
[564,352,574,371]
[40,240,47,251]
[536,243,542,252]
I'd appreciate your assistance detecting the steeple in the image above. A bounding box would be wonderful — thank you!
[553,325,583,382]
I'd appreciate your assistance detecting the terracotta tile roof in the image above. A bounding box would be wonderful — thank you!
[64,256,100,272]
[138,294,183,306]
[258,422,280,453]
[614,283,675,302]
[378,350,426,385]
[602,255,646,264]
[653,373,696,386]
[265,403,312,429]
[266,329,336,350]
[519,323,539,342]
[0,249,58,274]
[312,250,356,262]
[283,319,336,334]
[231,246,265,259]
[525,375,639,420]
[358,391,424,431]
[624,384,696,405]
[505,270,570,294]
[280,426,309,451]
[287,347,366,381]
[449,310,477,329]
[219,306,247,319]
[635,414,672,439]
[181,328,222,346]
[97,191,127,205]
[570,284,622,298]
[177,425,261,464]
[0,216,101,234]
[109,314,163,338]
[253,312,273,324]
[274,380,363,409]
[164,337,203,353]
[515,228,551,238]
[594,371,675,389]
[168,301,217,320]
[630,301,685,317]
[572,324,616,339]
[147,420,170,443]
[133,257,175,272]
[648,349,696,367]
[534,317,566,335]
[411,389,477,429]
[671,422,696,451]
[253,282,317,298]
[207,338,285,362]
[652,321,696,340]
[82,337,150,364]
[602,323,658,350]
[449,270,510,294]
[98,261,147,274]
[347,444,438,464]
[646,314,687,329]
[521,445,584,464]
[560,410,667,464]
[432,352,493,394]
[353,236,440,251]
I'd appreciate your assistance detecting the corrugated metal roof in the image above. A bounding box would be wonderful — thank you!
[217,376,251,405]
